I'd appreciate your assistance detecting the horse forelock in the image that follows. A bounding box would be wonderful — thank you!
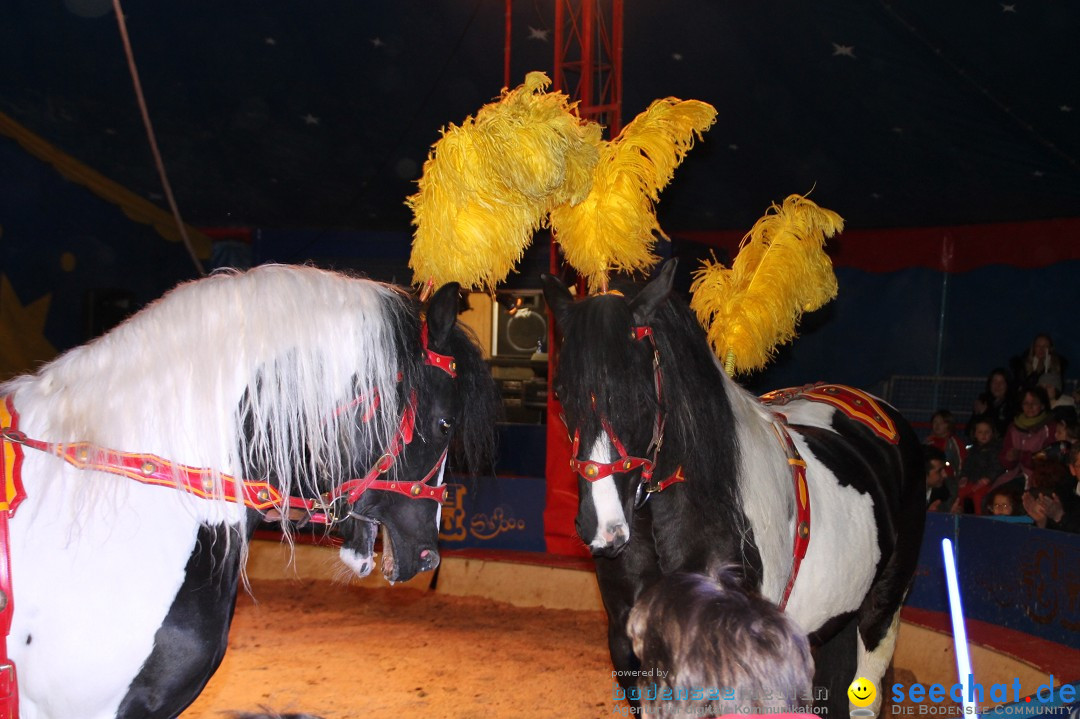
[555,294,658,451]
[3,265,413,520]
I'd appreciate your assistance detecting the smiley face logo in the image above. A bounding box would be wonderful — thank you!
[848,677,877,708]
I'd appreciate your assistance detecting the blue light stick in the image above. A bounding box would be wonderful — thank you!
[942,538,977,717]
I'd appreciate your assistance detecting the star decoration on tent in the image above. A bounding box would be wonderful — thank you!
[528,26,550,41]
[302,114,320,126]
[832,43,856,58]
[1001,4,1017,12]
[0,275,56,378]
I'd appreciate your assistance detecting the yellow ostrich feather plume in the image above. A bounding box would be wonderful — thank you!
[689,194,843,375]
[550,98,717,293]
[407,72,603,293]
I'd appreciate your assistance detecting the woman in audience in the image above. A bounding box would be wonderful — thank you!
[970,368,1018,439]
[994,387,1057,492]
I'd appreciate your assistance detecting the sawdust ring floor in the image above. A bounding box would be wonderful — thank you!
[182,578,616,719]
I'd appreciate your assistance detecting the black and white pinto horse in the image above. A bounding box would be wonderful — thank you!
[543,261,925,717]
[1,265,498,719]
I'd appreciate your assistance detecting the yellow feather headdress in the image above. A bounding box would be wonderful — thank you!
[407,72,603,293]
[689,194,843,376]
[550,98,717,293]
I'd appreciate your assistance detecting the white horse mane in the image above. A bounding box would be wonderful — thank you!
[2,264,412,522]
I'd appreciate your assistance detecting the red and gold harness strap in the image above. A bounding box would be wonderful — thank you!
[760,383,899,445]
[0,397,21,718]
[770,418,811,612]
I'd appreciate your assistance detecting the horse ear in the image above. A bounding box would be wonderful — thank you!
[630,259,678,323]
[425,282,460,348]
[541,273,573,328]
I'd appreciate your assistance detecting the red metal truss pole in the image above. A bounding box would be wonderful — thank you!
[543,0,625,556]
[553,0,623,136]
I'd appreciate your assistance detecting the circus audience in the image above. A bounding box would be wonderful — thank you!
[952,417,1003,515]
[986,486,1026,518]
[627,567,813,719]
[923,445,949,512]
[925,409,966,507]
[1041,418,1079,464]
[1021,453,1080,533]
[993,386,1057,493]
[969,368,1018,440]
[1010,333,1067,395]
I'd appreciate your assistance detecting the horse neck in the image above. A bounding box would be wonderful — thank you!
[649,331,791,588]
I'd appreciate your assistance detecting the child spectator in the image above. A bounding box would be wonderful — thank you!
[994,387,1057,492]
[986,486,1023,517]
[627,567,813,719]
[925,409,966,507]
[953,418,1003,515]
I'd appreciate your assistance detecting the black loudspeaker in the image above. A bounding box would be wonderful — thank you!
[84,288,136,340]
[493,291,548,358]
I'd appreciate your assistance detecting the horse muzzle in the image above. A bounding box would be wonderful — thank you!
[589,521,630,557]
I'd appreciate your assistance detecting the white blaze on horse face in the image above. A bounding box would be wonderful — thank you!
[339,545,375,578]
[585,434,629,549]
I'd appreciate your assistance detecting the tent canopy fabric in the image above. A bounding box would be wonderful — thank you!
[1,1,1077,236]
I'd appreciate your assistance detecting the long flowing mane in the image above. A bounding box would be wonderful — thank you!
[555,281,765,576]
[2,265,419,517]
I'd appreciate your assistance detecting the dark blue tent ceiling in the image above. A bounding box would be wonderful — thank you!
[2,0,1078,234]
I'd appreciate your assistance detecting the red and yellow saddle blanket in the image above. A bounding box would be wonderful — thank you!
[760,383,899,445]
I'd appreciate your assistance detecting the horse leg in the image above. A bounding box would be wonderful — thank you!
[854,462,925,718]
[811,613,859,717]
[594,510,662,703]
[856,607,902,716]
[115,521,248,719]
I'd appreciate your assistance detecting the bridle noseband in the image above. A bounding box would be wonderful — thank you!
[566,324,685,505]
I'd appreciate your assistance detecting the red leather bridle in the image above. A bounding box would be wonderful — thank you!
[567,325,685,502]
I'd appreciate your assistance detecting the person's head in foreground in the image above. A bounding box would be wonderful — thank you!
[627,566,813,718]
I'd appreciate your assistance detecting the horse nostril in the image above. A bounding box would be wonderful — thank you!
[418,548,440,571]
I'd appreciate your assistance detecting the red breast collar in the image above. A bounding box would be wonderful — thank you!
[0,391,448,524]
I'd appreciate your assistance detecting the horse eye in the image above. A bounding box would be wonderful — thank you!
[438,418,453,435]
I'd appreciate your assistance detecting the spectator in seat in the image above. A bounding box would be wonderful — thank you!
[1011,333,1066,394]
[970,368,1018,440]
[994,387,1057,493]
[954,417,1003,515]
[1022,450,1080,533]
[924,445,949,511]
[926,409,966,509]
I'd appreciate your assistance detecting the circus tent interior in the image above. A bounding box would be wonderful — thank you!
[0,1,1078,715]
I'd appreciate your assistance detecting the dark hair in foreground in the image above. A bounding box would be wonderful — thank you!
[627,567,814,719]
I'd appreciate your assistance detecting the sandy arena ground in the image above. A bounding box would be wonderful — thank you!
[182,578,621,719]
